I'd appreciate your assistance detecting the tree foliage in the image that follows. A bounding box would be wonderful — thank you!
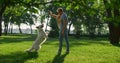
[0,0,120,44]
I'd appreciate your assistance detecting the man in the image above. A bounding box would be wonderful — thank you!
[49,8,69,54]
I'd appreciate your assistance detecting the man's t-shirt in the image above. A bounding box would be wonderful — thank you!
[60,13,68,31]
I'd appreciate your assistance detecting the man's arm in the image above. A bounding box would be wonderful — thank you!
[49,11,57,18]
[62,20,67,35]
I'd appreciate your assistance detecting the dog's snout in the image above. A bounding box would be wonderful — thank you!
[41,25,44,28]
[36,26,39,28]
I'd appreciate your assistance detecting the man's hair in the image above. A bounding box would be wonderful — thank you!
[57,8,63,12]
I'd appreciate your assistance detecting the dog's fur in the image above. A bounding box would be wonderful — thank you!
[26,24,47,52]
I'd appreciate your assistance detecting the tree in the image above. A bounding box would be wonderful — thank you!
[2,13,10,35]
[22,12,37,34]
[3,5,24,34]
[0,0,7,36]
[0,0,41,35]
[103,0,120,45]
[64,0,102,38]
[0,0,64,36]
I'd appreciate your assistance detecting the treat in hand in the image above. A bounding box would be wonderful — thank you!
[49,11,52,14]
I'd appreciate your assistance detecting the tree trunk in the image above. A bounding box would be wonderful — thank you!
[110,2,120,45]
[0,14,2,36]
[10,23,13,34]
[103,0,120,45]
[89,26,96,39]
[4,23,8,35]
[0,3,7,36]
[108,23,120,45]
[8,22,11,33]
[18,24,22,34]
[75,26,80,38]
[30,25,32,34]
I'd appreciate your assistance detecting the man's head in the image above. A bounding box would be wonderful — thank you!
[57,8,63,14]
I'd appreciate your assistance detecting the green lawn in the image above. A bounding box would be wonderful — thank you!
[0,34,120,63]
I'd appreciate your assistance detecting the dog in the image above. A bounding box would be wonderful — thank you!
[26,24,47,52]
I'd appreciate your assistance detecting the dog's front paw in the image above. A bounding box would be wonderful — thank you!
[25,49,31,52]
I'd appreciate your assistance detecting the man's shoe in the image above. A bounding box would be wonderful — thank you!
[66,51,69,54]
[57,51,61,55]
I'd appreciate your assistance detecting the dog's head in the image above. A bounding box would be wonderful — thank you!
[36,24,44,30]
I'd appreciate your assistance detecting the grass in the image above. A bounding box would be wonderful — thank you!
[0,34,120,63]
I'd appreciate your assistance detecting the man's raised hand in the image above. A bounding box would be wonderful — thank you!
[49,11,52,15]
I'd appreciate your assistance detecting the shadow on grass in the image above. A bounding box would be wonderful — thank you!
[0,34,36,44]
[0,51,38,63]
[0,34,116,47]
[112,44,120,47]
[69,37,111,47]
[51,53,68,63]
[46,38,111,48]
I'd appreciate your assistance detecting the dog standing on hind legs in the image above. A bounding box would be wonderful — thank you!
[26,24,47,52]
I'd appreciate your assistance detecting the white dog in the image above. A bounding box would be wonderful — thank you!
[26,24,47,52]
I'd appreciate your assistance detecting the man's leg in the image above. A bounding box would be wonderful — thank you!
[58,32,63,54]
[65,30,69,53]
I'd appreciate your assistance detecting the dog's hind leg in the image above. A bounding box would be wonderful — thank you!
[26,46,34,52]
[26,42,36,52]
[34,45,40,52]
[34,38,46,52]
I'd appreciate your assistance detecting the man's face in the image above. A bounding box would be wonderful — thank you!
[57,9,62,14]
[57,11,60,14]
